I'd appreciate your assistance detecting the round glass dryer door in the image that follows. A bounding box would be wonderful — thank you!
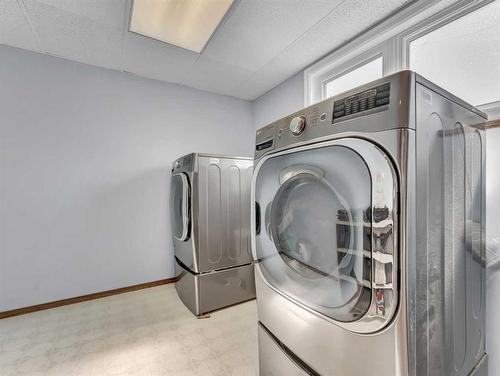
[170,172,190,241]
[254,138,398,332]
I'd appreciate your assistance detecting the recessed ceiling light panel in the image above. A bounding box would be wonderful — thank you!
[130,0,234,53]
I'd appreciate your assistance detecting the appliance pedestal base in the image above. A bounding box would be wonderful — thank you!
[175,260,255,316]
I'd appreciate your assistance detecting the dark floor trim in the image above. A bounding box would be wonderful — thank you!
[0,277,177,319]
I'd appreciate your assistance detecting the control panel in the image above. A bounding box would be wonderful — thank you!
[173,153,194,172]
[289,116,306,135]
[276,104,327,140]
[332,82,390,122]
[255,123,277,156]
[271,82,391,149]
[254,70,415,161]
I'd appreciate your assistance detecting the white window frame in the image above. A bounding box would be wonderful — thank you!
[304,0,500,117]
[306,44,389,106]
[398,0,495,71]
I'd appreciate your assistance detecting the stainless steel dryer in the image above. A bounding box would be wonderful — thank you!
[252,71,487,375]
[171,153,255,316]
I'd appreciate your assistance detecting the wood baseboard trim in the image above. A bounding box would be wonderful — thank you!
[0,277,177,320]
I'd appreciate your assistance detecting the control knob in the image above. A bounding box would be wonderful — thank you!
[289,116,306,135]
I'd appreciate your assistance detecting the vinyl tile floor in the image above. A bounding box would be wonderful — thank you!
[0,285,258,376]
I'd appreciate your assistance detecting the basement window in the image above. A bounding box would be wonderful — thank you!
[305,0,500,118]
[324,57,383,99]
[409,0,500,107]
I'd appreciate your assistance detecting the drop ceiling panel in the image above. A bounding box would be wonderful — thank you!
[23,0,125,69]
[180,56,254,97]
[0,0,39,51]
[123,32,199,84]
[230,76,280,101]
[230,56,300,100]
[1,0,416,100]
[233,0,410,100]
[268,0,410,74]
[203,0,345,71]
[31,0,127,28]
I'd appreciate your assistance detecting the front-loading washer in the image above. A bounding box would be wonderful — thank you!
[252,71,487,375]
[171,153,256,316]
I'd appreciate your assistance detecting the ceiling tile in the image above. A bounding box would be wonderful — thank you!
[202,0,345,71]
[230,80,273,101]
[231,63,295,101]
[270,0,410,74]
[235,0,410,100]
[180,55,254,97]
[23,0,125,70]
[2,0,416,100]
[0,0,39,51]
[29,0,127,29]
[122,32,199,84]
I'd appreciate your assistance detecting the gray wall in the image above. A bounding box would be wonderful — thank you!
[0,46,254,312]
[252,73,304,130]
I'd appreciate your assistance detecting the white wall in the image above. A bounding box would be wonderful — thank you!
[0,46,254,312]
[252,73,304,130]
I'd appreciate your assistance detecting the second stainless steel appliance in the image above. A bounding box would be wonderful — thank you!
[171,153,255,316]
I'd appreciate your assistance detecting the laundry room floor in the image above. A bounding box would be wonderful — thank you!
[0,285,258,376]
